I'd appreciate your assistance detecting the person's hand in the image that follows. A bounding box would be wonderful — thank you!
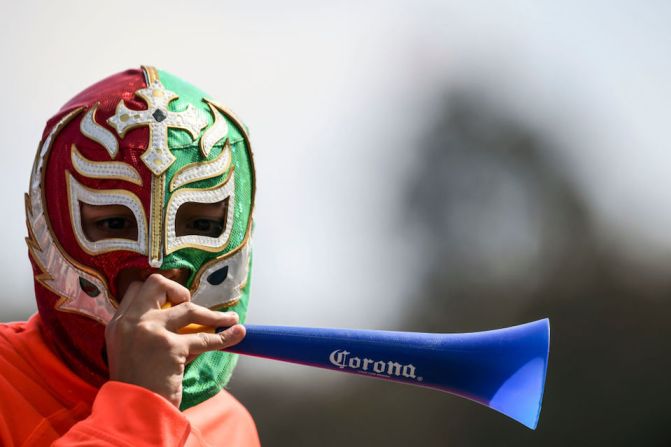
[105,274,245,407]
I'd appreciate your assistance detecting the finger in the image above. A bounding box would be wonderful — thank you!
[125,274,191,317]
[183,324,246,355]
[113,281,143,315]
[164,303,239,332]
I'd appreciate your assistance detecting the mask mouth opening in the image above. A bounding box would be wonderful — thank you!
[112,265,192,304]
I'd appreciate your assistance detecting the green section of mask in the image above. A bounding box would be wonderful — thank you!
[157,69,254,410]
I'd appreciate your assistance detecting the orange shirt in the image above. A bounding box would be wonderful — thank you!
[0,314,260,446]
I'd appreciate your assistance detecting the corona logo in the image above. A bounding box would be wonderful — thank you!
[328,349,420,380]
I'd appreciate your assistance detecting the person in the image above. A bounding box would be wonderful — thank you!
[0,66,260,445]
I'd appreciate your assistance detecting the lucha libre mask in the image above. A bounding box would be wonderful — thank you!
[26,66,255,409]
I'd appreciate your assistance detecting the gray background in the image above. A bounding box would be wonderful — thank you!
[1,1,669,445]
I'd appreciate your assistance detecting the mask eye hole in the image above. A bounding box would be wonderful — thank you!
[80,203,139,242]
[175,199,228,238]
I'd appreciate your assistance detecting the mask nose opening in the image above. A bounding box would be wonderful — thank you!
[206,265,228,285]
[79,276,101,297]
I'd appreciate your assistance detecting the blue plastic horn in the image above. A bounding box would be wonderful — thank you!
[223,319,550,429]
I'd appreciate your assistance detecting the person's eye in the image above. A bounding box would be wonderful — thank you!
[80,204,139,242]
[175,200,228,238]
[185,219,224,237]
[92,217,137,240]
[96,217,132,231]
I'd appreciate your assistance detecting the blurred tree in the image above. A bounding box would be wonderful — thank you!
[233,90,671,446]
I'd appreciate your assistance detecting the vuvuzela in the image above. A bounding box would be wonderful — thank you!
[222,319,550,429]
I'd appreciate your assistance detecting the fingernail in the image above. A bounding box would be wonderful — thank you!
[230,324,245,337]
[222,311,239,322]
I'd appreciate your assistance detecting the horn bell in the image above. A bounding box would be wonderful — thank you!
[225,318,550,429]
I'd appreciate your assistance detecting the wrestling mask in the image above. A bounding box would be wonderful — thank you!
[26,66,254,409]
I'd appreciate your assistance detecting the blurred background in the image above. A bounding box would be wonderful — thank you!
[2,1,670,445]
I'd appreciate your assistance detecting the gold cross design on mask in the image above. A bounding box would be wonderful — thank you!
[107,81,208,175]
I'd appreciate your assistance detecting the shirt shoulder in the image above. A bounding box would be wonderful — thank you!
[185,388,260,447]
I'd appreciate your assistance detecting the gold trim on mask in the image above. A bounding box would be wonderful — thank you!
[79,103,119,159]
[71,144,143,186]
[200,100,229,158]
[27,107,117,322]
[169,140,232,192]
[141,65,159,85]
[188,99,256,296]
[25,194,41,252]
[217,297,241,309]
[106,80,208,176]
[149,173,166,267]
[164,168,235,255]
[188,235,252,309]
[25,194,52,283]
[66,172,148,256]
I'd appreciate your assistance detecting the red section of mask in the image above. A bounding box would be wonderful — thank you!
[33,68,157,384]
[43,69,154,300]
